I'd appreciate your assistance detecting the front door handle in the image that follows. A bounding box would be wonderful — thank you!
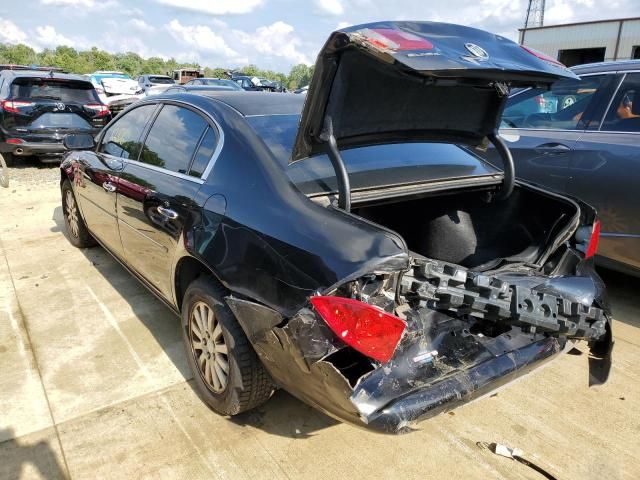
[157,206,178,220]
[534,143,571,155]
[102,181,116,192]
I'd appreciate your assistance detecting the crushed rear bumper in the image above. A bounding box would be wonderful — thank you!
[362,336,562,433]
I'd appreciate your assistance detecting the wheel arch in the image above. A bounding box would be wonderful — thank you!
[174,255,227,312]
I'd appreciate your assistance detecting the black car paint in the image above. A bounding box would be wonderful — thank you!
[0,70,110,157]
[61,22,612,433]
[62,91,612,433]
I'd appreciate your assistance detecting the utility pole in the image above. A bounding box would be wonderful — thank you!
[524,0,546,29]
[521,0,545,44]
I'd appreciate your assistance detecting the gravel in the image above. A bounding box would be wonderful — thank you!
[1,155,61,189]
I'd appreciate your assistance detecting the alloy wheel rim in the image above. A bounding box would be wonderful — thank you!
[189,301,229,393]
[65,190,80,238]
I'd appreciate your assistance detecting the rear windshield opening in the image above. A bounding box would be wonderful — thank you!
[10,78,101,103]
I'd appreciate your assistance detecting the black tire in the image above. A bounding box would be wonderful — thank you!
[2,152,15,167]
[0,153,9,188]
[61,179,97,248]
[181,276,274,415]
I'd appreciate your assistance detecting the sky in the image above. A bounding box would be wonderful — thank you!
[0,0,639,73]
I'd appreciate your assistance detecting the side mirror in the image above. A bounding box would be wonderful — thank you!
[63,133,95,150]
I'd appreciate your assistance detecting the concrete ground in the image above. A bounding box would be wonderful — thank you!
[1,163,639,480]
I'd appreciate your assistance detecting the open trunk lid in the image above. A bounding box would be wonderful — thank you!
[291,21,577,162]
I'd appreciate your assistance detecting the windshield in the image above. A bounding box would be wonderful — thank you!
[10,78,101,103]
[247,114,500,196]
[149,76,174,84]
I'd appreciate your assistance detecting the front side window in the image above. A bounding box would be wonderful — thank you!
[601,73,640,132]
[502,76,604,130]
[99,104,156,159]
[139,104,208,174]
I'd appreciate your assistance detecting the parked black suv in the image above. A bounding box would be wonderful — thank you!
[0,70,111,164]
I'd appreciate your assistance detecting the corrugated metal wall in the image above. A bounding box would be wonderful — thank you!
[617,19,640,58]
[521,18,640,61]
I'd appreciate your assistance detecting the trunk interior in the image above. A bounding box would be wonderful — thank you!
[352,185,578,270]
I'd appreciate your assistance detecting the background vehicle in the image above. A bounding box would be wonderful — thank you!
[137,74,175,96]
[172,68,204,84]
[0,69,110,164]
[184,78,243,90]
[230,75,275,91]
[163,85,243,95]
[87,71,142,102]
[488,60,640,275]
[59,22,611,434]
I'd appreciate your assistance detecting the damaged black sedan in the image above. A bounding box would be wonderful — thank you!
[59,21,613,433]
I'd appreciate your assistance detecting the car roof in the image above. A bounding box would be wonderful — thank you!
[171,85,238,91]
[572,59,640,74]
[0,70,92,83]
[151,91,304,117]
[199,92,304,116]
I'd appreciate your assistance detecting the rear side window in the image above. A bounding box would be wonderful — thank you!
[601,73,640,132]
[502,76,604,130]
[99,104,156,159]
[139,105,208,174]
[9,78,100,103]
[189,128,217,177]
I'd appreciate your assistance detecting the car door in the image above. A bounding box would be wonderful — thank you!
[74,103,157,259]
[116,102,218,300]
[489,74,612,193]
[567,72,640,270]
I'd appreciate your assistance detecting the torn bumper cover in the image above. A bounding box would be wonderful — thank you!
[227,260,612,434]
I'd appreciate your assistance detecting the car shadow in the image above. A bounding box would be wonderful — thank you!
[0,428,67,480]
[51,206,338,439]
[597,267,640,329]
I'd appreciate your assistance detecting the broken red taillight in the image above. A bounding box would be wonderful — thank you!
[361,28,434,52]
[310,296,406,363]
[585,219,601,259]
[520,45,566,68]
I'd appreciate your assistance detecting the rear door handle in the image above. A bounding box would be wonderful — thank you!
[102,181,116,192]
[534,143,571,155]
[157,206,178,220]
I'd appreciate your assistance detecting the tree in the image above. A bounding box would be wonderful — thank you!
[0,41,296,83]
[287,63,312,89]
[0,44,38,65]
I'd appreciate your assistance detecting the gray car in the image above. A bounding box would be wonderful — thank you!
[489,60,640,276]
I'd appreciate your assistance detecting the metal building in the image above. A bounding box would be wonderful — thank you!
[519,17,640,67]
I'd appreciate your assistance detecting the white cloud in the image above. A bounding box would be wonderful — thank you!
[234,21,311,65]
[128,18,155,33]
[0,18,29,45]
[165,19,239,58]
[155,0,263,15]
[314,0,344,16]
[34,25,80,48]
[41,0,95,6]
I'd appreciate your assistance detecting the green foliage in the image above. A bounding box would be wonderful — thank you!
[0,42,313,89]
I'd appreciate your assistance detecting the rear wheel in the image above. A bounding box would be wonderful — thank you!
[61,179,96,248]
[181,277,274,415]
